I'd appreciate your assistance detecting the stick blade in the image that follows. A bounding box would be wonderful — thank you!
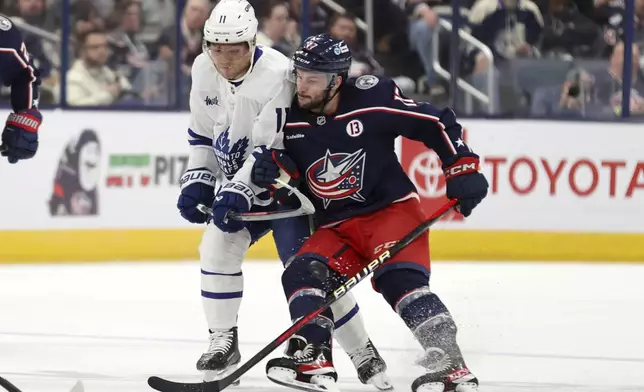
[147,376,223,392]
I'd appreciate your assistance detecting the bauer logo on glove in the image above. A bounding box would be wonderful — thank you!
[177,168,216,224]
[179,170,216,187]
[1,108,42,164]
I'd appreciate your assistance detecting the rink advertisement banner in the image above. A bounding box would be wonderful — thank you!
[401,120,644,233]
[0,112,642,262]
[0,110,192,231]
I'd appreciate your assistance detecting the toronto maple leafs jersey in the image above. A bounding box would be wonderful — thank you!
[0,14,40,112]
[186,45,295,202]
[280,75,474,226]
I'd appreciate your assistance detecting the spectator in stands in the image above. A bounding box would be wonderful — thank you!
[529,67,596,117]
[66,29,133,106]
[327,13,384,77]
[289,0,328,38]
[594,0,644,57]
[108,0,168,104]
[156,0,209,107]
[139,0,175,44]
[10,0,58,31]
[594,42,644,115]
[157,0,209,75]
[404,0,441,93]
[257,0,298,57]
[467,0,544,112]
[89,0,116,20]
[540,0,601,58]
[531,42,644,118]
[72,0,105,38]
[468,0,544,67]
[107,1,149,83]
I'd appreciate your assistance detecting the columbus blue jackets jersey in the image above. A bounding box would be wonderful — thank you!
[281,75,474,226]
[0,14,40,112]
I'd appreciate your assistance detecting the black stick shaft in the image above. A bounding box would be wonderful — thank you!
[0,376,22,392]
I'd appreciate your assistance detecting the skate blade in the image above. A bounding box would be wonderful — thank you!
[203,362,241,386]
[454,382,479,392]
[415,382,444,392]
[366,372,394,391]
[267,367,339,392]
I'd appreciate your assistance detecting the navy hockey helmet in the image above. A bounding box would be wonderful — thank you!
[292,34,352,79]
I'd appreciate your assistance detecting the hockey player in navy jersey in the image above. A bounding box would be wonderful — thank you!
[0,14,42,164]
[177,1,390,388]
[251,34,488,392]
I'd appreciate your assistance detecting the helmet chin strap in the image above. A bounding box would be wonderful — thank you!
[310,73,340,115]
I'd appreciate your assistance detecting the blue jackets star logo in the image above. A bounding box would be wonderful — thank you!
[305,149,367,208]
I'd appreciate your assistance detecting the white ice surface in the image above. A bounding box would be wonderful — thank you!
[0,261,643,392]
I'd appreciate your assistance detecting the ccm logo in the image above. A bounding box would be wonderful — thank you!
[374,240,397,254]
[444,162,478,180]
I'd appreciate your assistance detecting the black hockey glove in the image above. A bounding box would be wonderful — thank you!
[1,109,41,163]
[443,153,489,217]
[251,146,300,205]
[177,168,216,223]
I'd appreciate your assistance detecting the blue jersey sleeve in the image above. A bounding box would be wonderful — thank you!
[381,78,472,163]
[0,15,41,112]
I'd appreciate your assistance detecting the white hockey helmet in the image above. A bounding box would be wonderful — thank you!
[203,0,258,47]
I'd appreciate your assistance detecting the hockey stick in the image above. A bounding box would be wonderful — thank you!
[148,199,458,392]
[197,178,315,222]
[0,376,84,392]
[0,376,21,392]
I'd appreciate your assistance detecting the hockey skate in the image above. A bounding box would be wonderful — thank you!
[348,339,393,390]
[412,366,479,392]
[266,337,339,392]
[196,327,241,385]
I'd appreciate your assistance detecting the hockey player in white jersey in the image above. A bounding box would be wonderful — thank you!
[176,0,391,389]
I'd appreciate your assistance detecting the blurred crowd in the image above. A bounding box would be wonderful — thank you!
[1,0,643,118]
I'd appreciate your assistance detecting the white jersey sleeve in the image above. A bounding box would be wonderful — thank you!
[186,54,222,176]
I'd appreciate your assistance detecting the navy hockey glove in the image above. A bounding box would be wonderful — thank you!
[177,168,216,224]
[443,153,489,217]
[251,146,300,204]
[0,109,41,163]
[212,181,254,233]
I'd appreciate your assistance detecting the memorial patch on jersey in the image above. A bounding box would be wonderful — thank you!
[305,149,366,208]
[213,127,249,179]
[0,15,12,31]
[355,75,378,90]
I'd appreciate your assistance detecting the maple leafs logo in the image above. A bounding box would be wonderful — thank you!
[214,127,250,179]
